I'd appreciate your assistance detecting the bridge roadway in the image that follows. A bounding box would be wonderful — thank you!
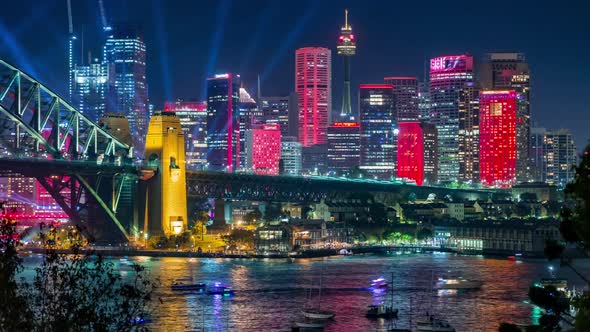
[186,170,502,202]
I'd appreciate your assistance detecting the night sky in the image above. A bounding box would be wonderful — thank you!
[1,0,589,150]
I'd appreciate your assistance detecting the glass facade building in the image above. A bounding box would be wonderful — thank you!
[206,73,241,172]
[165,100,208,170]
[429,55,475,184]
[542,129,577,188]
[259,92,299,139]
[280,136,302,176]
[72,59,108,123]
[245,123,282,175]
[359,84,396,179]
[103,24,148,155]
[327,122,360,174]
[479,90,517,188]
[384,76,419,122]
[239,88,262,169]
[295,47,331,147]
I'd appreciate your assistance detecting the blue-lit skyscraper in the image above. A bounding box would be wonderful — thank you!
[359,84,396,179]
[71,59,108,122]
[206,74,241,172]
[103,24,148,155]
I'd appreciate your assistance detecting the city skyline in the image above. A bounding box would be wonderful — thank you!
[1,0,588,151]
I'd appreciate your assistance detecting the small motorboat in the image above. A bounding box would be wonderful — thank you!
[294,319,325,329]
[416,316,456,332]
[206,282,234,296]
[366,304,399,319]
[371,277,389,289]
[434,276,482,290]
[301,308,335,320]
[171,281,206,291]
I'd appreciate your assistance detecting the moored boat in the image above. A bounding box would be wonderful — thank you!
[416,316,456,332]
[302,308,335,320]
[366,304,398,319]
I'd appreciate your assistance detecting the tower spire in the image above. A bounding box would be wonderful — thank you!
[345,9,348,29]
[337,9,356,119]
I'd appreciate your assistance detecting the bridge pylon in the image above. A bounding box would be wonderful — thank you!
[141,111,187,237]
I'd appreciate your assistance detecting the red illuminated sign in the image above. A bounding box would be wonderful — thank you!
[429,55,473,73]
[331,122,359,128]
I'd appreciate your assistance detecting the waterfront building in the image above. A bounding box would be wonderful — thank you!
[72,59,108,122]
[337,9,356,119]
[397,121,438,186]
[480,53,532,182]
[295,47,331,146]
[429,55,476,183]
[245,123,282,175]
[384,76,419,122]
[164,100,208,170]
[280,136,302,176]
[327,122,360,174]
[359,84,396,179]
[511,182,559,202]
[239,88,262,169]
[259,92,299,139]
[542,129,577,187]
[206,73,241,172]
[103,24,148,155]
[479,90,517,188]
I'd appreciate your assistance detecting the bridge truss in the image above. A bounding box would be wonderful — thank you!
[0,59,135,242]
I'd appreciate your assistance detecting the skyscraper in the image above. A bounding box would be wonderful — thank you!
[418,81,432,121]
[281,137,302,176]
[239,88,262,169]
[164,100,208,170]
[359,84,396,179]
[429,55,475,183]
[295,47,331,147]
[384,76,419,122]
[531,127,546,182]
[479,90,517,188]
[397,121,438,186]
[259,92,299,139]
[72,58,108,122]
[337,9,356,119]
[245,123,282,175]
[327,122,360,174]
[206,73,240,172]
[104,24,148,154]
[480,53,531,183]
[542,129,577,187]
[458,82,480,183]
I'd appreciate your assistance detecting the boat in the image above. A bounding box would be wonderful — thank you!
[416,316,456,332]
[371,277,389,289]
[302,266,335,320]
[171,281,206,291]
[367,272,398,319]
[294,319,326,328]
[366,304,398,319]
[338,248,353,255]
[434,276,482,290]
[206,282,234,296]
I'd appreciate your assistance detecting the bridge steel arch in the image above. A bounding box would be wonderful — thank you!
[0,59,135,243]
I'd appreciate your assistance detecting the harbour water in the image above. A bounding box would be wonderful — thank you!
[22,253,588,331]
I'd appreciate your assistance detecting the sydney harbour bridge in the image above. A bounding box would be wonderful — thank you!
[0,59,501,243]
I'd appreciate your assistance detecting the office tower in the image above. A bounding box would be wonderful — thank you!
[359,84,396,179]
[531,127,546,181]
[479,91,517,188]
[4,176,35,214]
[98,112,133,147]
[206,73,241,172]
[418,81,432,121]
[542,129,577,187]
[422,122,438,184]
[429,55,475,183]
[301,144,328,175]
[239,88,262,168]
[480,53,531,182]
[281,136,302,176]
[337,9,356,119]
[164,100,208,169]
[384,76,419,122]
[35,184,68,218]
[259,92,299,139]
[327,122,360,174]
[68,33,80,103]
[295,47,331,146]
[245,123,282,175]
[103,24,148,154]
[458,82,480,183]
[72,58,108,122]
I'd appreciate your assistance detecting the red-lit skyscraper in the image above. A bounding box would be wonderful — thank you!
[479,90,517,187]
[246,123,282,175]
[397,122,438,186]
[295,47,331,147]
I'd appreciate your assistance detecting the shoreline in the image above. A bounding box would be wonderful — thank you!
[21,245,553,260]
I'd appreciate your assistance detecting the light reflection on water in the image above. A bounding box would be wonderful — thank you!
[21,253,588,332]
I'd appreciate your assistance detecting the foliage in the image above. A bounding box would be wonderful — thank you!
[222,229,255,251]
[243,208,263,224]
[0,215,157,332]
[191,221,207,240]
[264,203,282,222]
[416,228,433,241]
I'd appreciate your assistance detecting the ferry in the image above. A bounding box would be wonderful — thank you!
[434,276,482,290]
[371,277,389,289]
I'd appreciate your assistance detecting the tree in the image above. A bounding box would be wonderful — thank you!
[223,229,255,252]
[416,228,433,241]
[243,208,263,224]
